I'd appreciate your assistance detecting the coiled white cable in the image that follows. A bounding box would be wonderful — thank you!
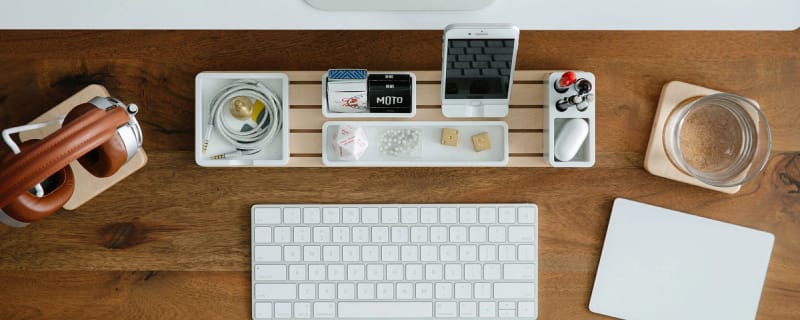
[203,80,283,159]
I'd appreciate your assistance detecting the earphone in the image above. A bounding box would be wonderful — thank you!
[0,97,142,227]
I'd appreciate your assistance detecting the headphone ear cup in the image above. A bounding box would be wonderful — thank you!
[64,103,130,177]
[2,163,75,223]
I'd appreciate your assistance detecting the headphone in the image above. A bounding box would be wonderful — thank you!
[0,97,142,227]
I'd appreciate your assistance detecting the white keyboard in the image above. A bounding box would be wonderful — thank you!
[251,204,538,319]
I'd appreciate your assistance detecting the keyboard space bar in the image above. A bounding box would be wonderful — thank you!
[338,302,433,318]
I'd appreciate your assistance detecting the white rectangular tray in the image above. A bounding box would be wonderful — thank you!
[543,71,596,167]
[322,72,417,118]
[194,72,290,167]
[322,121,508,167]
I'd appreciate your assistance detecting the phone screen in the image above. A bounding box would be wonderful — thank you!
[444,38,515,100]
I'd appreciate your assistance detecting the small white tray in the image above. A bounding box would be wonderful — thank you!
[195,72,290,167]
[543,71,596,167]
[322,72,417,118]
[322,121,508,167]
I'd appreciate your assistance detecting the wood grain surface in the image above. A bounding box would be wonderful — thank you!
[0,30,799,319]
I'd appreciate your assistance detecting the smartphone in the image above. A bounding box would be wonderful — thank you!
[441,23,520,118]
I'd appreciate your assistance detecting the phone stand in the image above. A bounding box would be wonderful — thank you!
[17,85,148,209]
[643,81,757,194]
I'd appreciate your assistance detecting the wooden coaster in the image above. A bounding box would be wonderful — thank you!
[644,81,759,194]
[17,84,148,210]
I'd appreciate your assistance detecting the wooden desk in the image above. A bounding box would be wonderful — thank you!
[0,30,798,319]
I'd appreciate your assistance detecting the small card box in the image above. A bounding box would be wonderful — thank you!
[368,73,412,113]
[326,69,368,113]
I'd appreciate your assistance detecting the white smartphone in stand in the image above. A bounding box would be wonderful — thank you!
[441,23,520,118]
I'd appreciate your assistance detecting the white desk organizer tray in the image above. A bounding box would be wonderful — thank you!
[321,71,417,118]
[322,121,508,167]
[193,71,555,167]
[543,71,596,167]
[195,72,290,167]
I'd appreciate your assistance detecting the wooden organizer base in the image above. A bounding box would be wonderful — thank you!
[282,70,548,167]
[18,85,148,210]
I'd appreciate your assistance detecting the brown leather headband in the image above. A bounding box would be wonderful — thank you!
[0,105,131,209]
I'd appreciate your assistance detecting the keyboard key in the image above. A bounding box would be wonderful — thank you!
[416,282,433,298]
[482,68,499,76]
[474,283,491,299]
[435,301,457,318]
[485,46,513,54]
[332,227,349,242]
[343,246,360,261]
[299,284,315,299]
[289,264,306,280]
[293,306,310,320]
[254,246,281,262]
[450,226,467,242]
[503,263,536,280]
[440,245,458,261]
[494,54,513,61]
[397,283,414,299]
[457,54,473,62]
[401,245,418,261]
[425,264,443,280]
[518,244,536,261]
[490,61,508,69]
[254,227,271,243]
[450,47,465,55]
[475,54,492,61]
[410,227,427,242]
[421,246,438,261]
[328,264,345,280]
[284,208,301,224]
[381,207,399,223]
[274,227,292,243]
[420,208,438,223]
[303,246,320,261]
[451,40,467,48]
[504,39,515,47]
[255,284,296,300]
[338,283,355,299]
[455,283,472,298]
[376,283,394,299]
[479,207,497,223]
[460,302,477,318]
[254,302,272,319]
[500,309,516,317]
[382,245,399,261]
[254,207,282,224]
[294,227,310,242]
[391,227,409,242]
[367,264,384,280]
[362,246,379,261]
[469,40,485,47]
[372,227,389,242]
[255,265,286,280]
[484,264,501,280]
[339,302,432,318]
[479,301,496,318]
[499,245,516,261]
[348,265,365,280]
[313,302,335,318]
[440,207,457,223]
[472,61,489,69]
[342,208,359,223]
[466,47,483,54]
[406,264,423,280]
[362,208,379,223]
[508,226,536,242]
[518,206,536,223]
[499,208,516,223]
[479,245,496,261]
[460,245,477,261]
[459,207,477,223]
[274,302,292,318]
[352,227,369,243]
[313,227,331,242]
[519,302,537,317]
[499,301,516,310]
[322,207,340,223]
[445,264,462,280]
[489,226,506,242]
[465,264,482,280]
[323,246,340,261]
[309,265,325,280]
[357,283,374,299]
[470,226,487,242]
[401,208,418,223]
[387,264,404,280]
[435,283,453,299]
[430,227,448,242]
[284,246,301,261]
[495,283,536,299]
[303,207,321,223]
[319,284,336,299]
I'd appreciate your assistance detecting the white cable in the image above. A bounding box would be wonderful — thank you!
[2,115,66,197]
[203,80,283,159]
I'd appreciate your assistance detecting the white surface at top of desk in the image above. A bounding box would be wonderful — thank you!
[1,0,798,30]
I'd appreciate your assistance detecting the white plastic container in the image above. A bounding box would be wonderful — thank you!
[195,72,290,166]
[322,121,508,167]
[322,72,417,118]
[543,71,596,167]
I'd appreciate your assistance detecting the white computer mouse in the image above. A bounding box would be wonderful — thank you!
[555,118,589,161]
